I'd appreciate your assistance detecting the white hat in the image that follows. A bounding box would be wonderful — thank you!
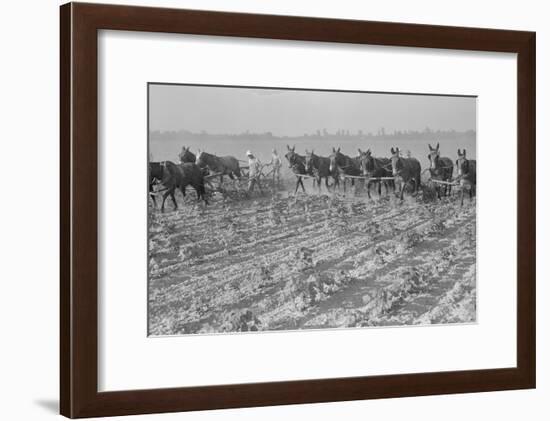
[246,150,253,156]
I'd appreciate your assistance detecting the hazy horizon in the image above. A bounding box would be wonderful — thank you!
[149,84,476,137]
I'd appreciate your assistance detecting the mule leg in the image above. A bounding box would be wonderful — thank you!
[170,190,178,210]
[149,184,157,209]
[179,186,187,202]
[200,184,209,205]
[324,176,330,192]
[294,177,301,194]
[161,188,174,212]
[332,177,338,192]
[257,178,264,194]
[300,177,306,193]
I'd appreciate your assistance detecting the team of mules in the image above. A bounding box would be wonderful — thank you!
[150,144,476,210]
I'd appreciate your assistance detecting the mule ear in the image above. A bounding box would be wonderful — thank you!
[292,145,296,152]
[391,147,395,154]
[358,148,362,154]
[367,148,371,154]
[337,147,341,153]
[287,144,291,151]
[463,149,466,157]
[457,148,461,156]
[428,143,433,151]
[332,147,336,152]
[436,142,440,150]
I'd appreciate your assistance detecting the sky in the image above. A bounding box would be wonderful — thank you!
[149,84,476,136]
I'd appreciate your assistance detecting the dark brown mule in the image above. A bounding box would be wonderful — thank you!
[305,149,338,193]
[150,161,208,211]
[149,160,184,211]
[179,163,209,205]
[178,146,196,164]
[196,151,241,185]
[390,147,422,200]
[456,149,476,206]
[285,145,309,194]
[328,147,362,194]
[148,162,163,208]
[427,143,454,198]
[358,148,394,199]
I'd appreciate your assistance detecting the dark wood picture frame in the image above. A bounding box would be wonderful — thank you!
[60,2,536,418]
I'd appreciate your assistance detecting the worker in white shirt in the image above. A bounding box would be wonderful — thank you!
[269,148,282,185]
[246,150,263,193]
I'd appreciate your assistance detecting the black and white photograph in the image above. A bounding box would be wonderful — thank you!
[148,83,477,336]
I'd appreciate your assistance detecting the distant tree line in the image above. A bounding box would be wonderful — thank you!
[150,127,476,142]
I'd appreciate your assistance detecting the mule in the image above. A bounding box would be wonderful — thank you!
[195,151,241,185]
[390,147,422,200]
[456,149,476,206]
[179,163,209,205]
[358,148,394,199]
[148,162,163,208]
[149,160,184,211]
[178,146,196,164]
[304,149,338,193]
[328,147,362,194]
[285,145,309,194]
[427,143,454,198]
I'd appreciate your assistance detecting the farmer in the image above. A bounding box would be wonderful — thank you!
[269,148,282,184]
[246,150,263,193]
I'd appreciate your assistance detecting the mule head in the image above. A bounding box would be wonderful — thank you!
[195,151,206,167]
[358,148,373,176]
[328,149,338,173]
[179,146,194,163]
[304,149,315,171]
[428,143,441,169]
[390,147,402,176]
[285,148,299,168]
[456,149,468,176]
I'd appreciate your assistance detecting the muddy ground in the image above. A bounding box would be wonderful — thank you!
[148,179,476,336]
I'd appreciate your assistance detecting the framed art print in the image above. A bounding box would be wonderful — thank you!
[60,2,535,418]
